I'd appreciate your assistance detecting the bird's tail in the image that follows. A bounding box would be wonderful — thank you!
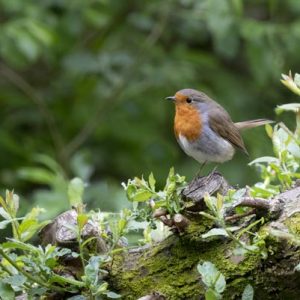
[234,119,274,130]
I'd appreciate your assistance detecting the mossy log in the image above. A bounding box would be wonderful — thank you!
[109,175,300,300]
[39,173,300,299]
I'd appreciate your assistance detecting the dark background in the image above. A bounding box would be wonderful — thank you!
[0,0,299,218]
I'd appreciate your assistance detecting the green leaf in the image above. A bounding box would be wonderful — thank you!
[49,274,85,287]
[84,256,102,285]
[18,167,56,185]
[132,190,153,202]
[125,184,137,200]
[287,140,300,158]
[33,154,65,175]
[216,194,223,212]
[5,190,19,217]
[106,291,122,298]
[0,196,7,209]
[199,212,218,221]
[242,284,254,300]
[118,218,127,233]
[197,261,226,293]
[276,103,300,114]
[68,177,85,207]
[168,167,175,179]
[28,287,48,297]
[248,156,279,166]
[294,262,300,272]
[0,207,11,220]
[77,214,88,231]
[3,274,26,287]
[294,73,300,87]
[19,219,38,240]
[265,123,273,138]
[205,288,221,300]
[214,272,226,294]
[148,173,156,190]
[226,226,241,232]
[202,228,228,239]
[67,296,87,300]
[231,188,246,201]
[0,219,13,229]
[203,194,217,213]
[251,185,279,198]
[19,219,50,242]
[0,282,14,300]
[94,282,108,295]
[3,239,39,253]
[0,218,23,230]
[23,207,45,222]
[81,236,97,248]
[25,20,55,46]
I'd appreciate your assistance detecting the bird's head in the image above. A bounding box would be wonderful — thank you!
[165,88,211,111]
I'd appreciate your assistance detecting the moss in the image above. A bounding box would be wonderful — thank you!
[184,216,214,242]
[108,201,300,299]
[284,213,300,235]
[223,278,251,299]
[110,233,262,299]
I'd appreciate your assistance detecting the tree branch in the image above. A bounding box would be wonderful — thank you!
[233,197,271,210]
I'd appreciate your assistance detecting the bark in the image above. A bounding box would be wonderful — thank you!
[108,174,300,300]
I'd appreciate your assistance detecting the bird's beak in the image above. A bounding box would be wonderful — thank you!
[165,96,176,101]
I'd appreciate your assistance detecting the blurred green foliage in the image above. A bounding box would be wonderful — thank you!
[0,0,300,217]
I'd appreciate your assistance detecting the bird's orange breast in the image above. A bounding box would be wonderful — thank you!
[174,104,202,141]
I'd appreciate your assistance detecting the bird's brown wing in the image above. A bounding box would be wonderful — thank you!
[208,106,248,155]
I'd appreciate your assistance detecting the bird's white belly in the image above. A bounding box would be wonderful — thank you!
[178,133,235,163]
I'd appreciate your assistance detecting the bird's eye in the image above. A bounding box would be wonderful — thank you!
[186,98,192,104]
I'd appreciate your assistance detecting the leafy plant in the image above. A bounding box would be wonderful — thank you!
[0,190,49,241]
[249,72,300,198]
[200,192,265,256]
[197,261,226,300]
[280,71,300,96]
[122,167,186,240]
[123,168,186,215]
[197,261,254,300]
[0,178,122,299]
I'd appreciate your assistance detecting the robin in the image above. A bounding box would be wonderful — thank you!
[166,88,272,167]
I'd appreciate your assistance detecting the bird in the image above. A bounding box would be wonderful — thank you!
[165,88,272,168]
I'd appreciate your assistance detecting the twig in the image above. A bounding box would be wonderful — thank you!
[225,209,256,221]
[234,197,271,211]
[173,214,189,232]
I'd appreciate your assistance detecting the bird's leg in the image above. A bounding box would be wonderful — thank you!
[196,161,207,177]
[211,164,219,174]
[207,164,219,180]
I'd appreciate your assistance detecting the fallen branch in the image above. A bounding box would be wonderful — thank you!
[109,181,300,299]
